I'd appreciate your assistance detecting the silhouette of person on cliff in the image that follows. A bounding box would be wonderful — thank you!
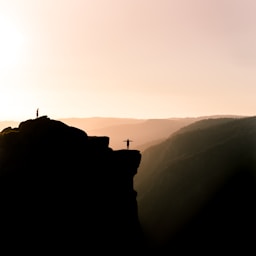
[36,108,39,118]
[123,139,133,150]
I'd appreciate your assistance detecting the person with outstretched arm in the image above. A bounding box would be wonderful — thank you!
[123,139,133,150]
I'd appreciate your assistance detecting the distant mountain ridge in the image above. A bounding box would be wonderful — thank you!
[1,115,246,152]
[61,115,246,150]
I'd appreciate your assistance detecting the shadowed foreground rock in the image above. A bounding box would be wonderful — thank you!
[0,116,144,253]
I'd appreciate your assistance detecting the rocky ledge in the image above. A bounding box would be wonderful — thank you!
[0,116,144,253]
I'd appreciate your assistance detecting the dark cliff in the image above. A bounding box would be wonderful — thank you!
[0,116,143,253]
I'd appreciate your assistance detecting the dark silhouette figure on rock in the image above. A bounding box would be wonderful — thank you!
[123,138,133,149]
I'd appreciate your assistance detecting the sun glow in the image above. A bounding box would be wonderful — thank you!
[0,16,25,69]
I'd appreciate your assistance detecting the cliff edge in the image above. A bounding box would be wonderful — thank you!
[0,116,144,253]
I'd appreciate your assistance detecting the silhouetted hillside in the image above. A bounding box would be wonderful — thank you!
[0,116,144,253]
[134,116,256,254]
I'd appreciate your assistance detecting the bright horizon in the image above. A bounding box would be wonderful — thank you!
[0,0,256,122]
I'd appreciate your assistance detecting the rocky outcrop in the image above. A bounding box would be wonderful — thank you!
[0,116,143,253]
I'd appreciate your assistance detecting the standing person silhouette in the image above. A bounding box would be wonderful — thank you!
[123,139,133,150]
[36,108,39,118]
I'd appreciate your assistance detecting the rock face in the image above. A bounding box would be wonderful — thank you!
[0,116,143,253]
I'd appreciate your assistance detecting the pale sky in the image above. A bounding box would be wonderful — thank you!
[0,0,256,121]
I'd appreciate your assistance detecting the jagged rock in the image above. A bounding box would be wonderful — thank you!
[0,116,144,253]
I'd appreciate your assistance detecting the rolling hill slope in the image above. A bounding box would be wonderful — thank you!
[134,116,256,253]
